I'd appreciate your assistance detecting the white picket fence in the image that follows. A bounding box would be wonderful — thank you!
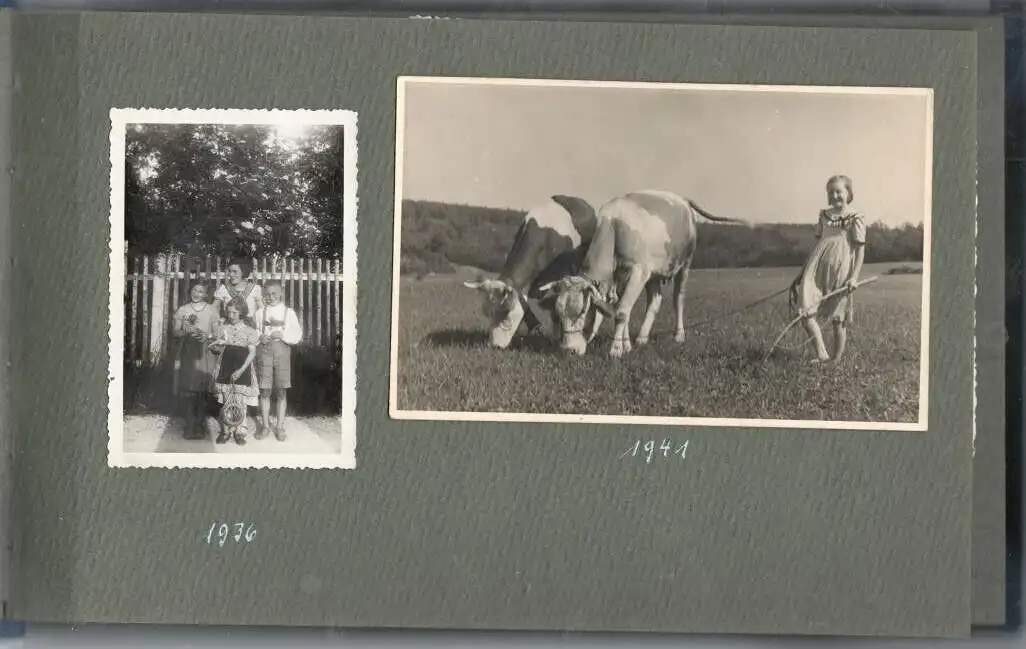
[124,253,343,367]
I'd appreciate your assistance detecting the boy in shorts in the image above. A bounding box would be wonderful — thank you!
[255,280,303,441]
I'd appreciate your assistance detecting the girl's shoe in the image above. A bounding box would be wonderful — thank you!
[254,421,269,440]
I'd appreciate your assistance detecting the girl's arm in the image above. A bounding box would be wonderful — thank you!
[846,214,868,286]
[241,344,257,372]
[172,309,186,337]
[848,245,865,284]
[233,342,258,381]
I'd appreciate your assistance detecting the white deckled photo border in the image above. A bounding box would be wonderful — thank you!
[389,75,938,433]
[107,107,359,469]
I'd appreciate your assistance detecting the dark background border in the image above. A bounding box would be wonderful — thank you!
[11,10,991,638]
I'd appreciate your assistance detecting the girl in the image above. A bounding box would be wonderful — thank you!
[214,259,262,330]
[790,174,867,364]
[209,296,261,445]
[172,283,219,439]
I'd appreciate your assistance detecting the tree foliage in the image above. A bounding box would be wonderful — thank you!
[399,199,925,276]
[124,122,345,258]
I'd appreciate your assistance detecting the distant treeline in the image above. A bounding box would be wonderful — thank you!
[399,199,925,277]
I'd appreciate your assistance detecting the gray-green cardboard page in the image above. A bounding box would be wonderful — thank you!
[12,11,981,638]
[485,11,1006,627]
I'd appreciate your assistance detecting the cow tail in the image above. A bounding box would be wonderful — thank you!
[689,200,750,226]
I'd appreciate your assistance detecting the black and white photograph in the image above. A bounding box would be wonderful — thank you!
[389,77,932,430]
[108,108,358,469]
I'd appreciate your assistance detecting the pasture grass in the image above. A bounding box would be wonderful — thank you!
[392,263,923,424]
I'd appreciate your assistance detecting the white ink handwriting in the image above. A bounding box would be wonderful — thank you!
[205,522,257,547]
[620,439,689,464]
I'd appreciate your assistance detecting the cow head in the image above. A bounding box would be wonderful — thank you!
[463,278,526,349]
[537,276,616,356]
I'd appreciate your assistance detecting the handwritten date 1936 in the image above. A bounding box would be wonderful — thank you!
[621,439,689,463]
[205,522,257,547]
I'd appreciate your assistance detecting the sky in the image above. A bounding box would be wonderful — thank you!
[399,80,932,228]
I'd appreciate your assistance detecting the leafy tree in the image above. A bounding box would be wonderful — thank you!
[124,122,345,259]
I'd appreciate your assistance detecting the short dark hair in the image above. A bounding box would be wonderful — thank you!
[228,258,253,278]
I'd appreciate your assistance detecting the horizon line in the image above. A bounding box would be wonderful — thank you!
[399,196,926,228]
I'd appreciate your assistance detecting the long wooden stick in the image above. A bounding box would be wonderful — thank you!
[760,275,879,367]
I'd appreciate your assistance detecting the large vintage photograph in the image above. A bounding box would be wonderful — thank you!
[108,108,358,468]
[389,77,932,430]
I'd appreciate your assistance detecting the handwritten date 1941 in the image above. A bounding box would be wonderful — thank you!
[205,522,257,547]
[621,439,689,464]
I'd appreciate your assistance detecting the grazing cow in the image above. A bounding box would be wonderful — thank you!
[538,190,750,357]
[463,195,598,349]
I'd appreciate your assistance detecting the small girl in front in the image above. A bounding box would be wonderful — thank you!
[790,174,867,364]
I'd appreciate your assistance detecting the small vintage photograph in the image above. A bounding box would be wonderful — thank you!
[108,108,358,468]
[389,76,932,430]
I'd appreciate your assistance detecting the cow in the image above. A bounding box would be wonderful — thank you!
[537,190,750,358]
[463,194,599,349]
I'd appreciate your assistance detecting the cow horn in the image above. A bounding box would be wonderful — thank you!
[463,280,485,290]
[587,283,617,318]
[536,280,561,294]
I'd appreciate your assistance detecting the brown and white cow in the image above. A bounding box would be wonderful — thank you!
[538,190,750,357]
[464,195,598,349]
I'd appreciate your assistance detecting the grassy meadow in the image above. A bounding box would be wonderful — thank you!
[391,263,924,424]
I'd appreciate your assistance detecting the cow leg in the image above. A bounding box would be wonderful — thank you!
[673,263,693,344]
[610,265,649,358]
[634,280,663,346]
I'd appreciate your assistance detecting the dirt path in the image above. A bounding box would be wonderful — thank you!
[123,414,345,455]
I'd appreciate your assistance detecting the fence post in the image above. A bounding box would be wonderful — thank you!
[149,254,168,366]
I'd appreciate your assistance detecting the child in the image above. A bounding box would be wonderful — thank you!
[254,280,303,441]
[209,296,261,445]
[172,283,219,439]
[790,174,867,364]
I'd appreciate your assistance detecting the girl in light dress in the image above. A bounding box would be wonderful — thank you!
[172,282,219,439]
[790,175,867,364]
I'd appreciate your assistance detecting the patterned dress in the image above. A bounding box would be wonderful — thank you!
[172,302,219,393]
[791,208,867,323]
[212,321,261,407]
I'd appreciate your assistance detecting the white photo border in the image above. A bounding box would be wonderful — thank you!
[107,108,359,469]
[388,75,938,433]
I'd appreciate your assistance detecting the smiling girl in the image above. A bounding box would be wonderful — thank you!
[789,174,868,364]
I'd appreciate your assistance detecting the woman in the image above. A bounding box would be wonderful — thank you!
[214,258,262,330]
[209,296,261,445]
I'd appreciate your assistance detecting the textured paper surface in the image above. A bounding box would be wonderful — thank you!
[11,11,981,637]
